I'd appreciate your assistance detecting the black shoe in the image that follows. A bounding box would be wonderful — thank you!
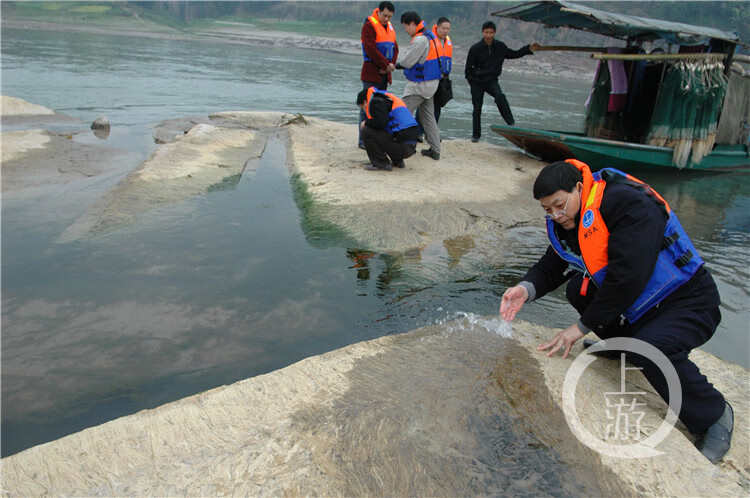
[421,148,440,160]
[695,402,733,464]
[582,339,622,360]
[471,136,480,143]
[417,135,424,143]
[393,159,406,169]
[364,163,392,171]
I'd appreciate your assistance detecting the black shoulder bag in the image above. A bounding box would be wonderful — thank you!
[431,37,453,108]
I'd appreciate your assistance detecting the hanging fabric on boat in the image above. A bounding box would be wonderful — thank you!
[583,50,614,138]
[583,48,630,138]
[626,60,647,113]
[646,56,728,168]
[606,48,628,112]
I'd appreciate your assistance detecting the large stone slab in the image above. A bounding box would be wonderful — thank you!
[58,123,266,241]
[214,111,546,252]
[1,96,57,117]
[1,318,746,496]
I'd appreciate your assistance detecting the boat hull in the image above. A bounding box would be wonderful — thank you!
[490,125,750,171]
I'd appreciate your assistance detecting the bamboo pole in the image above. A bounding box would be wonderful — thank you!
[591,52,726,61]
[533,45,608,52]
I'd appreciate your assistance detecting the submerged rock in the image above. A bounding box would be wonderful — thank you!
[153,116,210,144]
[90,115,110,130]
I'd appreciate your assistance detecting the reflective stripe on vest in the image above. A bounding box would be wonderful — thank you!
[361,9,396,62]
[431,26,452,75]
[546,159,704,323]
[403,23,441,82]
[364,87,417,134]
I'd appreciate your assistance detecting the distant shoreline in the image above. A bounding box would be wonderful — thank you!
[2,18,595,82]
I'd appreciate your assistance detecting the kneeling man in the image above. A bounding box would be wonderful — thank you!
[500,159,733,464]
[357,87,418,171]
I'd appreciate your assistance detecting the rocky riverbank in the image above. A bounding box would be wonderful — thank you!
[3,95,546,251]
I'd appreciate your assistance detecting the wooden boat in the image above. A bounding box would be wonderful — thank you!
[490,1,750,171]
[490,125,750,171]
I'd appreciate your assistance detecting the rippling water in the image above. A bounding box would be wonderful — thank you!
[2,27,748,461]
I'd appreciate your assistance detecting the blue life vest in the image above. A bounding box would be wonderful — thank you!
[365,88,417,134]
[403,29,442,83]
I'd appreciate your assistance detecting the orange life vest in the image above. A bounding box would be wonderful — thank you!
[547,159,704,322]
[567,158,673,278]
[404,22,441,82]
[361,9,397,62]
[431,25,452,74]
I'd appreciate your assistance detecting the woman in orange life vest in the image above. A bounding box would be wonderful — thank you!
[500,159,733,464]
[359,1,398,149]
[415,17,452,140]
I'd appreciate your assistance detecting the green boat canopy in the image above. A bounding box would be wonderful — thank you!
[492,1,740,46]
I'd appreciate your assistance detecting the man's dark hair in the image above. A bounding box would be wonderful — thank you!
[437,17,450,25]
[533,161,583,199]
[401,11,421,25]
[356,89,369,106]
[379,1,395,13]
[482,21,497,32]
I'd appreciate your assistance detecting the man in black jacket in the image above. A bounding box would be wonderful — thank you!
[357,88,419,171]
[464,21,539,142]
[500,160,733,464]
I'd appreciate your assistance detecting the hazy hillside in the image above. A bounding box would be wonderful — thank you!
[2,1,747,51]
[133,1,750,48]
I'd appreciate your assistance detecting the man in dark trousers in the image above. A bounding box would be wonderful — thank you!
[500,159,733,464]
[397,10,442,161]
[464,21,539,142]
[357,87,418,171]
[359,1,399,149]
[415,17,453,140]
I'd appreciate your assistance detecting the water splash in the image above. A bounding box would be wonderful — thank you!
[431,309,513,338]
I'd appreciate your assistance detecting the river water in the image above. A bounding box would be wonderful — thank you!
[2,27,748,465]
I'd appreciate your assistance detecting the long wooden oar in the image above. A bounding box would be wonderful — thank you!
[533,45,608,52]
